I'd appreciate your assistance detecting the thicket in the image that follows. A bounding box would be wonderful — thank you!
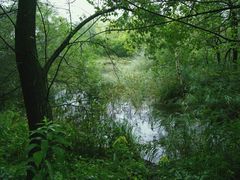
[0,3,152,179]
[1,0,240,179]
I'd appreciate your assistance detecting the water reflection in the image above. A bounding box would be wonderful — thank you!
[56,90,165,163]
[108,101,165,163]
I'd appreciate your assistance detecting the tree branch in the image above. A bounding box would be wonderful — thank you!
[47,46,71,99]
[0,4,16,27]
[127,0,240,42]
[37,3,48,63]
[0,34,15,52]
[43,6,119,75]
[0,9,17,18]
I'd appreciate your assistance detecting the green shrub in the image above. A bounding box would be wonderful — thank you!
[26,119,70,179]
[0,110,28,179]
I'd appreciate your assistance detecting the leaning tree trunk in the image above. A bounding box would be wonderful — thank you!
[15,0,51,131]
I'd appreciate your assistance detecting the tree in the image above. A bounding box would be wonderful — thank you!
[0,0,238,176]
[0,1,19,109]
[15,0,50,131]
[14,0,119,132]
[12,1,119,178]
[108,0,240,66]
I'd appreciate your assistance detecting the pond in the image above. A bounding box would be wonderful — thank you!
[56,91,165,163]
[107,101,165,164]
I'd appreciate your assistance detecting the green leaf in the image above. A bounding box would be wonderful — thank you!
[46,160,53,180]
[26,143,38,153]
[41,140,49,159]
[33,151,43,168]
[113,136,128,147]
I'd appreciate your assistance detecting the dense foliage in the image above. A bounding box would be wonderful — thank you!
[1,0,240,179]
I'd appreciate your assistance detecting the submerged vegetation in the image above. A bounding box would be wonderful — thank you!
[1,0,240,179]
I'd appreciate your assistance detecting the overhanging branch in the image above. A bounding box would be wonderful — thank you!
[127,0,240,42]
[43,6,119,75]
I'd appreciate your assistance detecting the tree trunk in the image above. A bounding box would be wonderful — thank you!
[216,50,221,64]
[15,0,51,131]
[15,0,52,178]
[14,1,118,178]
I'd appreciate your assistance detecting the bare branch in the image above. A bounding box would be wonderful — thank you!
[47,45,72,98]
[0,34,15,52]
[0,9,17,18]
[67,0,75,31]
[37,3,48,63]
[0,4,16,27]
[72,16,101,43]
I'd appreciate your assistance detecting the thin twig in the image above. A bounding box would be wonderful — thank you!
[126,0,240,42]
[0,4,16,27]
[47,45,72,98]
[44,6,119,75]
[37,3,48,63]
[0,34,15,52]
